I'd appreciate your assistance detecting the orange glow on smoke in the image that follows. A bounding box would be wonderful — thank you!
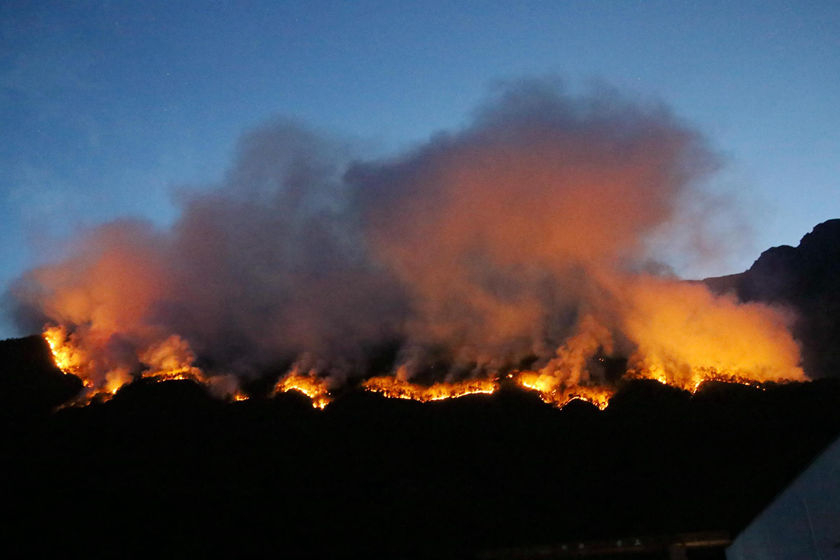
[25,92,811,416]
[45,320,793,412]
[362,376,498,402]
[273,369,333,409]
[43,324,127,402]
[45,278,803,413]
[43,326,212,405]
[621,278,805,390]
[138,335,206,383]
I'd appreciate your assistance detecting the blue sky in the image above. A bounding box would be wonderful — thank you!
[1,1,838,338]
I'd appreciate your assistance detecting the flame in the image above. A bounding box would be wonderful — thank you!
[43,326,213,405]
[629,364,769,393]
[138,334,206,383]
[45,322,779,413]
[513,371,613,410]
[23,96,810,417]
[43,325,83,377]
[273,369,332,409]
[362,376,498,402]
[43,325,124,403]
[620,279,805,388]
[141,368,204,382]
[44,304,793,413]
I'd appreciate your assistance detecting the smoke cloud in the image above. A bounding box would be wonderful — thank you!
[8,81,804,397]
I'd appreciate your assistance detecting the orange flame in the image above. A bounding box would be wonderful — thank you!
[43,325,83,377]
[362,376,498,402]
[43,325,126,403]
[620,279,805,388]
[44,311,795,413]
[43,326,214,405]
[513,371,613,410]
[139,335,206,383]
[628,365,769,394]
[273,369,332,409]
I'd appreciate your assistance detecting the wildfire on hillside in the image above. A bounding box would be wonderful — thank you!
[28,83,809,413]
[44,325,793,411]
[45,326,215,405]
[362,375,498,402]
[273,369,333,409]
[44,324,126,404]
[512,371,613,410]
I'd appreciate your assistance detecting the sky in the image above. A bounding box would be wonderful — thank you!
[1,0,838,339]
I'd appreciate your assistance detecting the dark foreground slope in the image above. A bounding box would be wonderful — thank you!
[2,370,840,558]
[3,219,839,558]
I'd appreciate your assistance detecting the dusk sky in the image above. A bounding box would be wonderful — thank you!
[2,1,838,339]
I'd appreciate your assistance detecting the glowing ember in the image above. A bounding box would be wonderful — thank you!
[273,370,332,409]
[362,376,498,402]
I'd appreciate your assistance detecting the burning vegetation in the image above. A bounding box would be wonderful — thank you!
[43,323,798,411]
[19,81,809,411]
[273,369,333,409]
[362,374,499,402]
[512,371,613,410]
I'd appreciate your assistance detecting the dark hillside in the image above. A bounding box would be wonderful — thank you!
[2,219,839,557]
[3,375,839,557]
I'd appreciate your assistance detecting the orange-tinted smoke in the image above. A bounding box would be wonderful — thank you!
[11,81,806,404]
[620,276,804,388]
[352,83,715,372]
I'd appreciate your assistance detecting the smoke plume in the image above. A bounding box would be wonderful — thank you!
[8,81,804,398]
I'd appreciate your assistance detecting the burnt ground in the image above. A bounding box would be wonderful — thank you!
[1,335,839,558]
